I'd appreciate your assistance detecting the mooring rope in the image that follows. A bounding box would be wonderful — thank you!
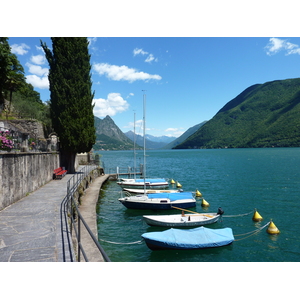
[234,221,270,241]
[98,238,143,245]
[222,210,254,218]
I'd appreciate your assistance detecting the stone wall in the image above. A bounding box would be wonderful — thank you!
[0,152,59,210]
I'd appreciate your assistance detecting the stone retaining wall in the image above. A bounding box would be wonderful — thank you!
[0,152,60,210]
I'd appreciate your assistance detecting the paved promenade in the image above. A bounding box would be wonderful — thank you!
[0,172,76,262]
[0,167,111,263]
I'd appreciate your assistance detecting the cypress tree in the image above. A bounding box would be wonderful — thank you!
[41,37,96,173]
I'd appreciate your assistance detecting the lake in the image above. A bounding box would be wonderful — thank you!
[95,148,300,262]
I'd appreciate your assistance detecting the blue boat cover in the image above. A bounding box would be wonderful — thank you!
[142,227,234,249]
[147,192,194,201]
[135,178,166,183]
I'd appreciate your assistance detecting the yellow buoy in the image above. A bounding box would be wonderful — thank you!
[176,181,182,188]
[170,179,175,184]
[195,190,202,197]
[267,220,280,235]
[201,199,210,207]
[252,209,263,222]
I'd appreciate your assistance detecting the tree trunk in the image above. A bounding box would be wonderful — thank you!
[60,149,77,174]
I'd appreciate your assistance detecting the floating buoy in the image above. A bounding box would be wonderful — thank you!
[195,189,202,197]
[176,181,182,188]
[252,209,263,222]
[201,198,210,207]
[170,179,175,184]
[267,220,280,235]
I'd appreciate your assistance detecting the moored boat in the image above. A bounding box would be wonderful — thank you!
[118,192,196,210]
[143,212,220,227]
[117,178,169,189]
[124,188,182,194]
[141,226,234,250]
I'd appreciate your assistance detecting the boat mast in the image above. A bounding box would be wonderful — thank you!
[142,91,146,195]
[133,110,136,180]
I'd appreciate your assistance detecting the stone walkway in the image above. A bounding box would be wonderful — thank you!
[0,173,76,262]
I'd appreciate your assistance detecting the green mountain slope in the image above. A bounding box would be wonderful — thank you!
[93,115,135,150]
[175,78,300,149]
[162,121,207,149]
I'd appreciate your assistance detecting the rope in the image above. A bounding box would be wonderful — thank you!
[222,210,254,218]
[98,238,143,245]
[234,222,270,241]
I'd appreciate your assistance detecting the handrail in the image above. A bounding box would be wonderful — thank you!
[61,165,111,262]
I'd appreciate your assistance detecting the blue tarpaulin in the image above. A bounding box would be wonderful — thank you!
[142,227,234,250]
[135,179,166,183]
[147,192,194,201]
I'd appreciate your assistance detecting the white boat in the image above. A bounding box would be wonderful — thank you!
[117,178,169,189]
[143,212,220,227]
[123,188,182,194]
[118,192,196,210]
[118,93,169,190]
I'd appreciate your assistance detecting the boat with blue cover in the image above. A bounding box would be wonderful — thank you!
[117,178,169,189]
[141,226,234,250]
[118,192,196,210]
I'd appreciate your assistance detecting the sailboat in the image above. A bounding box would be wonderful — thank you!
[117,93,169,190]
[118,92,196,210]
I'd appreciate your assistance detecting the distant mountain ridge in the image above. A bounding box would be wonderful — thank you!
[175,78,300,149]
[125,131,176,149]
[162,121,207,149]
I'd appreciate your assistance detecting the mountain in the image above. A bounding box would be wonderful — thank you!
[124,131,172,149]
[93,115,137,150]
[162,121,207,149]
[145,134,176,144]
[175,78,300,149]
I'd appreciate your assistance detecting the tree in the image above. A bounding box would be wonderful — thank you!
[0,37,26,110]
[41,38,96,173]
[0,38,11,107]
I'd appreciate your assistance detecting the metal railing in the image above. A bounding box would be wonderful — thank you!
[60,165,111,262]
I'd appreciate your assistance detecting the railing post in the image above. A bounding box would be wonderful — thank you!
[78,213,81,262]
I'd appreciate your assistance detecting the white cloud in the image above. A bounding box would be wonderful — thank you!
[133,48,148,56]
[265,37,300,56]
[30,54,46,65]
[145,54,155,63]
[93,63,162,82]
[126,92,134,98]
[10,43,30,55]
[26,75,49,89]
[26,63,48,77]
[93,93,129,117]
[165,127,184,137]
[88,37,97,45]
[133,48,158,63]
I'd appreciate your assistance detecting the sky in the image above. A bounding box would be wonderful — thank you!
[7,36,300,138]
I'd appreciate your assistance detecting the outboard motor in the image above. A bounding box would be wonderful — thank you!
[217,207,224,215]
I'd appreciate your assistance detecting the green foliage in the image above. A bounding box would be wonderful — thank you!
[175,78,300,149]
[93,133,135,151]
[0,37,26,107]
[41,38,96,154]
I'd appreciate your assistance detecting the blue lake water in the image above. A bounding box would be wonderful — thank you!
[95,148,300,262]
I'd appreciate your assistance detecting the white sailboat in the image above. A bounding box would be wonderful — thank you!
[117,93,169,190]
[118,92,195,210]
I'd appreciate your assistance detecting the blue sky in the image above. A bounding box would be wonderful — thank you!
[7,37,300,137]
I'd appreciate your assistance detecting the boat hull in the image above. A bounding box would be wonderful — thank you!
[124,188,181,194]
[143,213,220,227]
[119,199,196,210]
[117,178,169,189]
[142,227,234,250]
[118,192,196,210]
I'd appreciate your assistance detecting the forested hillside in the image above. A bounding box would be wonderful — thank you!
[175,78,300,149]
